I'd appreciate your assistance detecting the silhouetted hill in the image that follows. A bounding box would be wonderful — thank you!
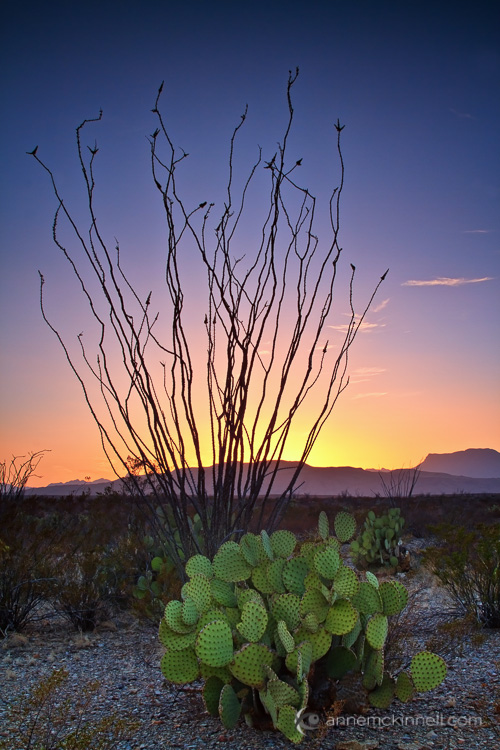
[419,448,500,478]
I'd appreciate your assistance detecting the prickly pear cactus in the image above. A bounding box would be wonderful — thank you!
[159,510,445,743]
[350,507,405,569]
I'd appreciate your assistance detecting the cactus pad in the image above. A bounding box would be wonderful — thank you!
[299,588,329,622]
[251,562,274,594]
[159,620,197,651]
[260,529,274,560]
[272,593,301,630]
[195,620,234,667]
[219,684,241,729]
[286,640,313,680]
[283,557,309,595]
[160,648,200,684]
[181,598,200,626]
[276,704,304,744]
[268,678,301,708]
[182,574,212,613]
[326,645,357,679]
[379,581,405,615]
[213,541,252,582]
[237,600,268,643]
[185,554,213,579]
[268,558,287,592]
[164,600,195,634]
[210,578,237,608]
[240,533,261,566]
[410,651,447,692]
[325,599,358,635]
[368,673,395,708]
[277,620,295,653]
[395,670,415,702]
[334,511,356,542]
[203,675,224,716]
[318,510,329,540]
[314,546,341,579]
[365,571,379,588]
[270,529,297,558]
[333,565,360,599]
[366,613,389,650]
[229,642,276,688]
[351,581,382,614]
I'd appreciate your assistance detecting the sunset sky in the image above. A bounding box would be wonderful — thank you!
[1,1,499,487]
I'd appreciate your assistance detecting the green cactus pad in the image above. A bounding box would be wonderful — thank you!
[410,651,447,692]
[268,558,287,593]
[181,598,200,626]
[270,529,297,558]
[326,645,357,679]
[200,663,233,683]
[259,687,278,727]
[295,626,332,661]
[185,554,213,579]
[213,542,252,582]
[229,642,276,689]
[237,600,268,643]
[159,619,197,651]
[313,546,340,579]
[303,570,323,591]
[342,616,362,648]
[351,581,382,614]
[365,571,379,588]
[301,612,319,633]
[325,599,358,635]
[182,574,212,613]
[164,600,195,634]
[277,704,304,744]
[219,684,241,729]
[283,557,309,595]
[277,620,295,653]
[286,640,313,680]
[268,678,301,708]
[366,613,389,650]
[368,673,395,709]
[379,581,405,615]
[363,647,384,689]
[318,511,329,541]
[251,562,274,594]
[237,587,266,609]
[395,671,415,702]
[260,530,274,560]
[392,580,409,609]
[160,648,200,684]
[297,678,309,711]
[210,578,237,608]
[272,593,301,631]
[240,533,261,567]
[334,511,356,543]
[299,588,329,622]
[333,565,360,599]
[195,620,234,667]
[203,675,224,716]
[197,608,230,630]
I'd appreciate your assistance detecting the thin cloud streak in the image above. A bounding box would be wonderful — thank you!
[461,229,490,234]
[372,298,390,313]
[351,392,387,400]
[402,277,494,287]
[328,321,385,333]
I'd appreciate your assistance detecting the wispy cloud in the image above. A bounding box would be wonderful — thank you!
[329,321,385,334]
[351,392,387,400]
[351,366,387,385]
[449,107,476,120]
[372,298,390,313]
[402,277,494,287]
[461,229,491,234]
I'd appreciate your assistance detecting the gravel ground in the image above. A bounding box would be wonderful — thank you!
[1,562,499,750]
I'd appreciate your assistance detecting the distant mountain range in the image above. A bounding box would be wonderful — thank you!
[25,448,500,497]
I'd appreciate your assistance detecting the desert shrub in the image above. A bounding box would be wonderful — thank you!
[158,510,447,744]
[424,523,500,628]
[425,613,486,659]
[0,667,139,749]
[350,508,405,569]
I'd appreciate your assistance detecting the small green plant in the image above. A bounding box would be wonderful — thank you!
[424,523,500,628]
[350,508,404,568]
[158,510,446,744]
[0,667,139,749]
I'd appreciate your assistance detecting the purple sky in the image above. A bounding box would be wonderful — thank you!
[1,0,499,484]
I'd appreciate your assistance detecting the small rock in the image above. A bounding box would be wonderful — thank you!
[336,741,379,750]
[97,620,117,632]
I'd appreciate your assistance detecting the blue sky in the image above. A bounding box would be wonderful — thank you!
[1,0,499,484]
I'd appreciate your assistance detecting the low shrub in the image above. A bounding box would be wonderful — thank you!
[0,667,139,749]
[423,522,500,628]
